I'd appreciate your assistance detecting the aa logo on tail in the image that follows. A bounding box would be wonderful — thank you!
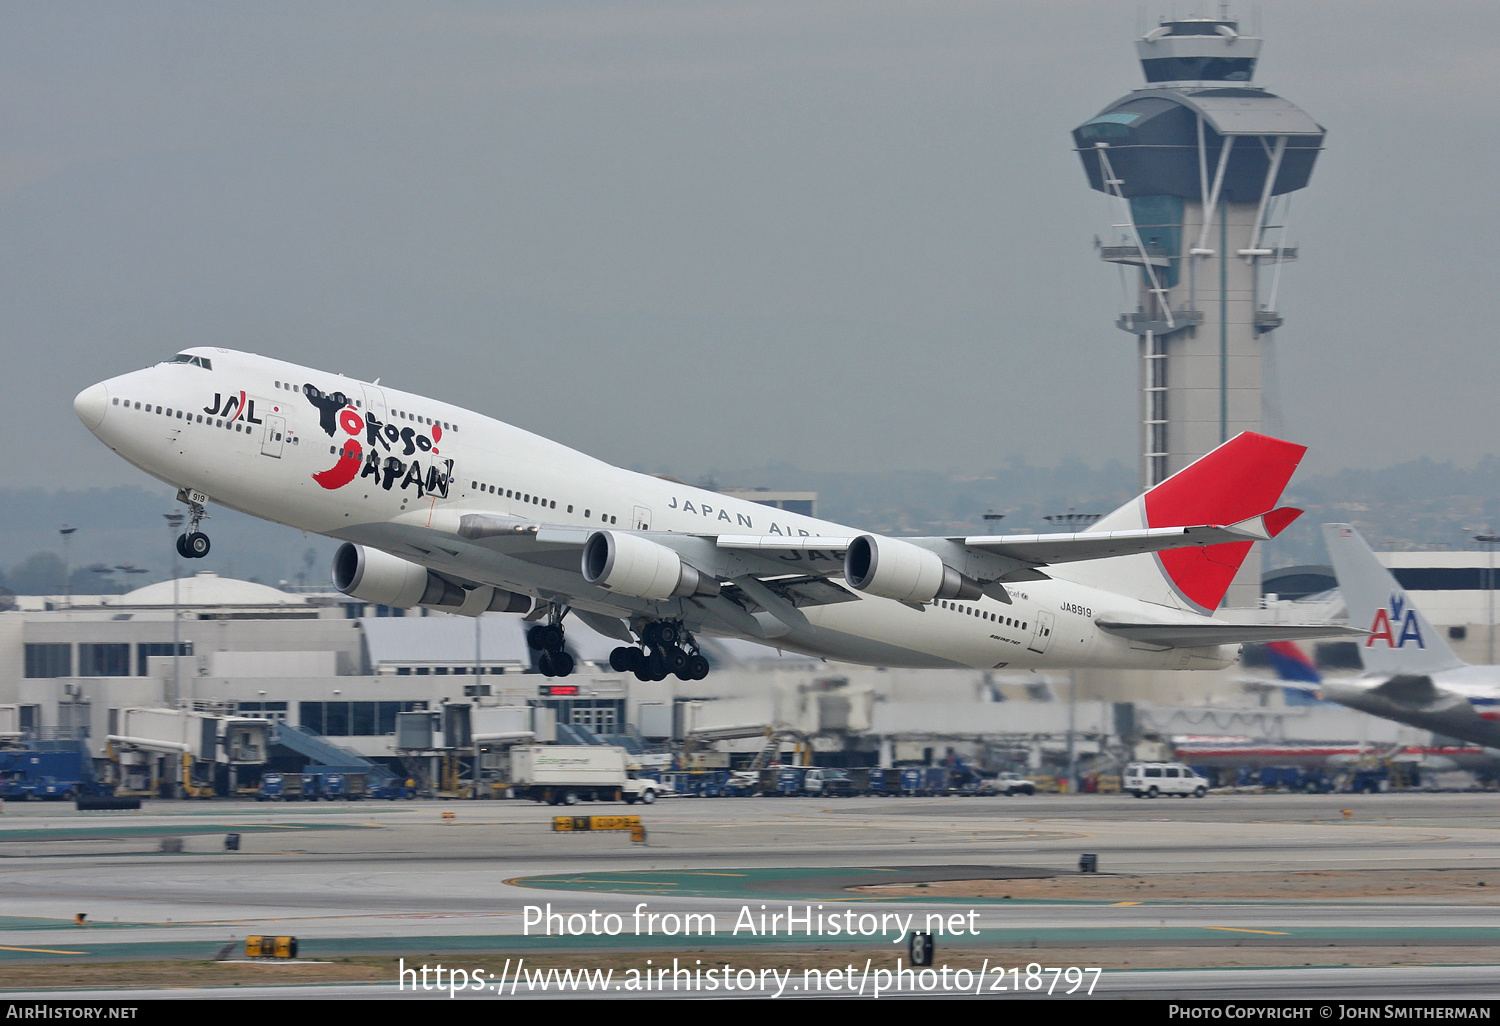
[1366,593,1424,649]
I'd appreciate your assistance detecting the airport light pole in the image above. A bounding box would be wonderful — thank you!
[58,525,76,607]
[1476,532,1500,665]
[165,513,185,708]
[1046,512,1102,791]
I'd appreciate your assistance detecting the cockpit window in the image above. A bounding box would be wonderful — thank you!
[168,353,212,370]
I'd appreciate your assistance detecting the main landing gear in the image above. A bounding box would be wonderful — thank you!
[610,621,710,682]
[528,611,576,678]
[174,493,211,559]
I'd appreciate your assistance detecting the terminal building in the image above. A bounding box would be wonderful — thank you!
[4,544,1497,790]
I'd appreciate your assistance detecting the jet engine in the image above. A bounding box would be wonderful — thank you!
[581,531,720,601]
[843,534,982,604]
[331,543,525,613]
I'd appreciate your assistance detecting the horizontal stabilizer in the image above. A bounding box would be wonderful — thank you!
[1096,620,1366,649]
[961,509,1300,565]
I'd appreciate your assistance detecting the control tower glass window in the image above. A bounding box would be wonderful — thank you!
[1127,195,1184,289]
[1141,56,1255,83]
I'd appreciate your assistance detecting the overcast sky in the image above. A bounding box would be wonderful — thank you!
[7,1,1499,488]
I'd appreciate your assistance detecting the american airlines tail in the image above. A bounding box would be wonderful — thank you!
[1052,432,1304,613]
[1321,523,1465,676]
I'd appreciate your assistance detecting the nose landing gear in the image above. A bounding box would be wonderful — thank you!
[173,490,212,559]
[610,621,710,682]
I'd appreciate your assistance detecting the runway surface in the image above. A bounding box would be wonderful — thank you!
[0,792,1496,999]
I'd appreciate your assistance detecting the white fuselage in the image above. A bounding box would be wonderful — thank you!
[76,348,1237,672]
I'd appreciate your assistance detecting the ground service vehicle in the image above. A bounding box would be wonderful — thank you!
[509,745,658,805]
[981,771,1037,796]
[1123,762,1209,798]
[801,767,858,796]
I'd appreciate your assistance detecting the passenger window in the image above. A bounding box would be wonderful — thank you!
[584,510,591,518]
[1145,768,1162,778]
[567,505,573,513]
[1165,768,1180,778]
[112,398,118,405]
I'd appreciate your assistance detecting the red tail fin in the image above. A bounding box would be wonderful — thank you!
[1144,433,1307,610]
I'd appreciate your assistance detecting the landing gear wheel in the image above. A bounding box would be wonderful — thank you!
[537,650,556,677]
[186,532,210,558]
[610,647,635,672]
[657,623,679,646]
[687,654,710,681]
[175,535,192,559]
[528,624,563,651]
[551,652,575,677]
[667,647,690,674]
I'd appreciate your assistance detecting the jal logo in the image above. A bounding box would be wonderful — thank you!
[300,385,453,498]
[1366,593,1424,649]
[204,391,263,425]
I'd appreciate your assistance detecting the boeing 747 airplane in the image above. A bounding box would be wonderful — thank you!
[73,349,1355,681]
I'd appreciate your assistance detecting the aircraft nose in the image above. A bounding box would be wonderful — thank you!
[74,382,109,431]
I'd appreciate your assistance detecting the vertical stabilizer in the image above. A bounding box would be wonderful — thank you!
[1049,432,1305,611]
[1321,523,1465,675]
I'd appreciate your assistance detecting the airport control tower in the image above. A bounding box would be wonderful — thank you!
[1073,14,1323,494]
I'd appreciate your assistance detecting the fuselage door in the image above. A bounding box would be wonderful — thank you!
[633,505,652,532]
[1027,611,1055,655]
[260,415,286,458]
[361,384,387,426]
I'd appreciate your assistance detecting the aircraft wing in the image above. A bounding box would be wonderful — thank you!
[457,507,1303,589]
[1096,620,1366,649]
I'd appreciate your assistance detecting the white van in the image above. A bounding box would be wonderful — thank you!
[1123,762,1209,798]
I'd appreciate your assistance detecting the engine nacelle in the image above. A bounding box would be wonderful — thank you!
[843,535,982,604]
[332,543,466,609]
[453,585,536,617]
[581,531,720,601]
